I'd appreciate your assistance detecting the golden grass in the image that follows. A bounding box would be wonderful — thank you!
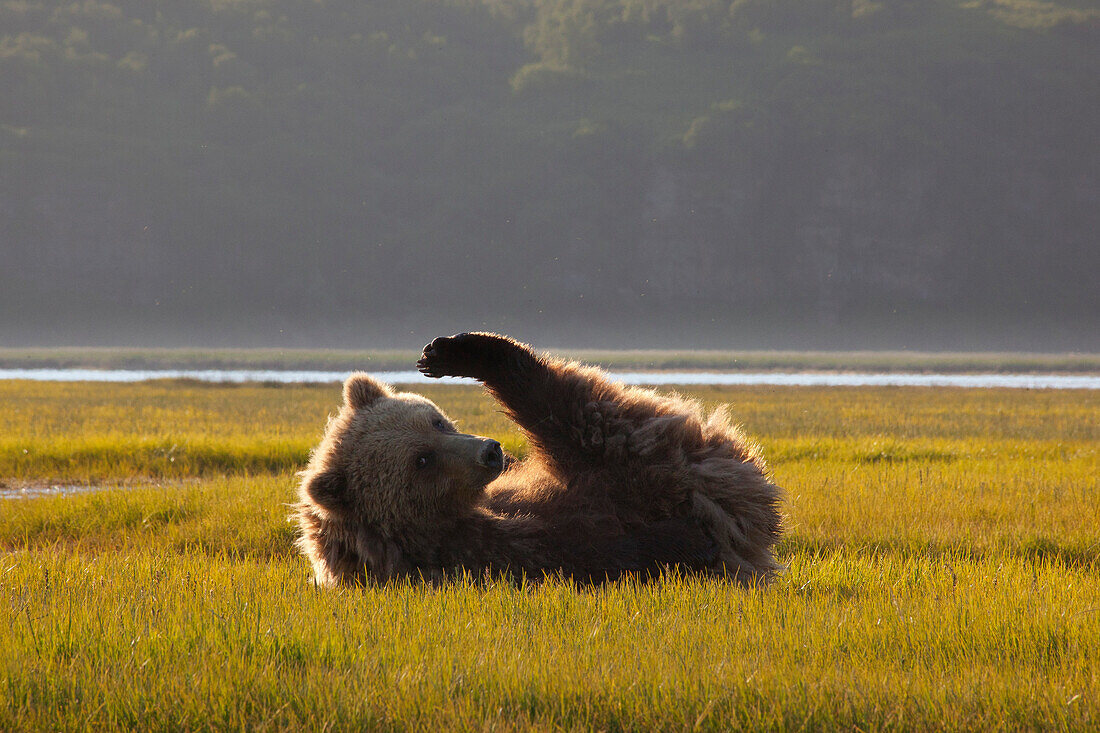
[2,380,1095,481]
[3,549,1096,730]
[1,381,1097,730]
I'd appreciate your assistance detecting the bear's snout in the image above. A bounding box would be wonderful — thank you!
[477,439,504,473]
[437,433,504,486]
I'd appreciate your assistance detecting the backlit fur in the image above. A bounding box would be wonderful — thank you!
[295,334,783,586]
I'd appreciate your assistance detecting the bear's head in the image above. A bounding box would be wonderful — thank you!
[298,373,505,537]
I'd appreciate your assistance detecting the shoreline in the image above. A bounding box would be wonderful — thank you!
[1,368,1098,389]
[1,347,1098,375]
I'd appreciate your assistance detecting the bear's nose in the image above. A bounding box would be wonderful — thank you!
[478,439,503,472]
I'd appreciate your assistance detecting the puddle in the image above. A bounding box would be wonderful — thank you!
[0,483,107,499]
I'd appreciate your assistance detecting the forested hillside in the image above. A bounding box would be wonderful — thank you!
[2,0,1097,347]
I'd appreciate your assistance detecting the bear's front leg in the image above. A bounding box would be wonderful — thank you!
[418,332,656,478]
[419,333,597,469]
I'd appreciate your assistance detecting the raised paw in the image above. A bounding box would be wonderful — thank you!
[417,333,479,379]
[417,332,522,380]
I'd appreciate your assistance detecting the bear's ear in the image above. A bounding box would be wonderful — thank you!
[302,467,348,513]
[343,372,391,410]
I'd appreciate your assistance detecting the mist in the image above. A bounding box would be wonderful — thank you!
[2,0,1097,352]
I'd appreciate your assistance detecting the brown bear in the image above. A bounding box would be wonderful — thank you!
[294,332,782,586]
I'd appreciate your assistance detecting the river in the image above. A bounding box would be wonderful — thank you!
[0,369,1096,389]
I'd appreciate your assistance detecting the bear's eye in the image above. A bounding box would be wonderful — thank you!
[432,418,450,433]
[415,452,434,470]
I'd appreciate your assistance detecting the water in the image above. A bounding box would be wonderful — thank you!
[0,484,102,499]
[0,368,1096,389]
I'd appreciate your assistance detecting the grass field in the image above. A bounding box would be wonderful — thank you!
[1,380,1097,730]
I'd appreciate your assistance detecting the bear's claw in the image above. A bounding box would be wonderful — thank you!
[416,347,443,378]
[417,334,471,378]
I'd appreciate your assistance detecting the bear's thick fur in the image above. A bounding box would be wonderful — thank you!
[295,333,782,585]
